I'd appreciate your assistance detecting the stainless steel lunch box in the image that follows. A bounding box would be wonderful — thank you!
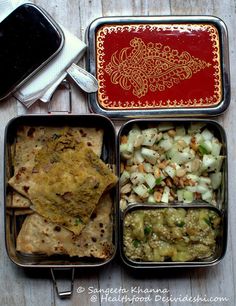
[87,16,230,118]
[4,114,118,296]
[117,119,228,268]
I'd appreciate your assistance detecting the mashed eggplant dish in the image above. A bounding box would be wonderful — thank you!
[123,208,221,262]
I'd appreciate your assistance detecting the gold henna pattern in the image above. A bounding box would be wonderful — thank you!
[105,37,211,98]
[96,24,222,109]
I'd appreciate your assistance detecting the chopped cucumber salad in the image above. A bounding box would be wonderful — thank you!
[120,122,224,209]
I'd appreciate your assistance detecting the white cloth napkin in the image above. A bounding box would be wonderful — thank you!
[0,0,87,107]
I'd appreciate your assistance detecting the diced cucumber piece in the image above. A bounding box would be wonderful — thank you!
[142,128,158,146]
[174,136,181,141]
[155,176,164,185]
[145,173,156,189]
[174,163,181,170]
[201,128,214,141]
[143,162,153,173]
[130,172,145,185]
[148,194,156,203]
[185,161,192,172]
[185,186,197,193]
[120,143,128,153]
[199,140,212,154]
[159,153,166,161]
[182,146,190,153]
[134,134,144,147]
[141,147,159,164]
[163,132,171,140]
[161,186,170,203]
[210,172,222,189]
[188,122,206,134]
[196,184,209,194]
[211,140,222,157]
[158,139,173,151]
[126,157,134,166]
[198,144,208,155]
[164,165,176,178]
[202,190,213,203]
[214,156,224,172]
[133,149,144,164]
[120,143,132,159]
[177,140,188,149]
[182,135,191,145]
[120,170,130,185]
[158,122,174,132]
[177,189,184,202]
[133,184,149,198]
[186,174,199,182]
[185,159,202,173]
[127,127,142,152]
[183,190,194,203]
[202,155,224,172]
[171,151,194,165]
[199,177,211,185]
[127,142,134,153]
[128,126,141,142]
[195,133,204,144]
[176,126,186,136]
[202,155,217,172]
[166,147,178,159]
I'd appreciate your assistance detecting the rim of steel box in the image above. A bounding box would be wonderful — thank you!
[86,16,230,119]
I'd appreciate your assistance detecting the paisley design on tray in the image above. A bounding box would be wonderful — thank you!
[105,37,211,98]
[96,24,222,109]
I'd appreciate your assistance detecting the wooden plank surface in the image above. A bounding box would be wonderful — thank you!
[0,0,235,305]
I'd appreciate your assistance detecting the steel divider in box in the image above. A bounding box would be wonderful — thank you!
[4,114,118,297]
[118,119,228,268]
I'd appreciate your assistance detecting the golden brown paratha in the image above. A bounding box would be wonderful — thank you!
[8,191,31,208]
[76,127,104,157]
[13,126,103,173]
[9,134,117,235]
[13,209,34,216]
[16,193,114,259]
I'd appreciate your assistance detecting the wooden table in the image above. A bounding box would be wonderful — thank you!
[0,0,235,305]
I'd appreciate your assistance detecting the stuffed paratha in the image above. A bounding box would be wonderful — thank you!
[13,126,104,173]
[16,193,114,259]
[9,133,117,235]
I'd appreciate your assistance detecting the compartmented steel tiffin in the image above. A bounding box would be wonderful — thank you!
[118,119,228,268]
[4,114,118,297]
[3,13,231,299]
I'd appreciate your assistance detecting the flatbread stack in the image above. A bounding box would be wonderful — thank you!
[8,126,117,259]
[16,193,113,258]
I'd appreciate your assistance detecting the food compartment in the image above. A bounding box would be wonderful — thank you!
[4,114,118,267]
[120,204,227,267]
[118,119,227,210]
[118,119,227,267]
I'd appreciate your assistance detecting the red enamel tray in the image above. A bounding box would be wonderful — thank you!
[87,16,230,119]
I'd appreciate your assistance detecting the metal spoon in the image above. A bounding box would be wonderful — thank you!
[66,63,98,93]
